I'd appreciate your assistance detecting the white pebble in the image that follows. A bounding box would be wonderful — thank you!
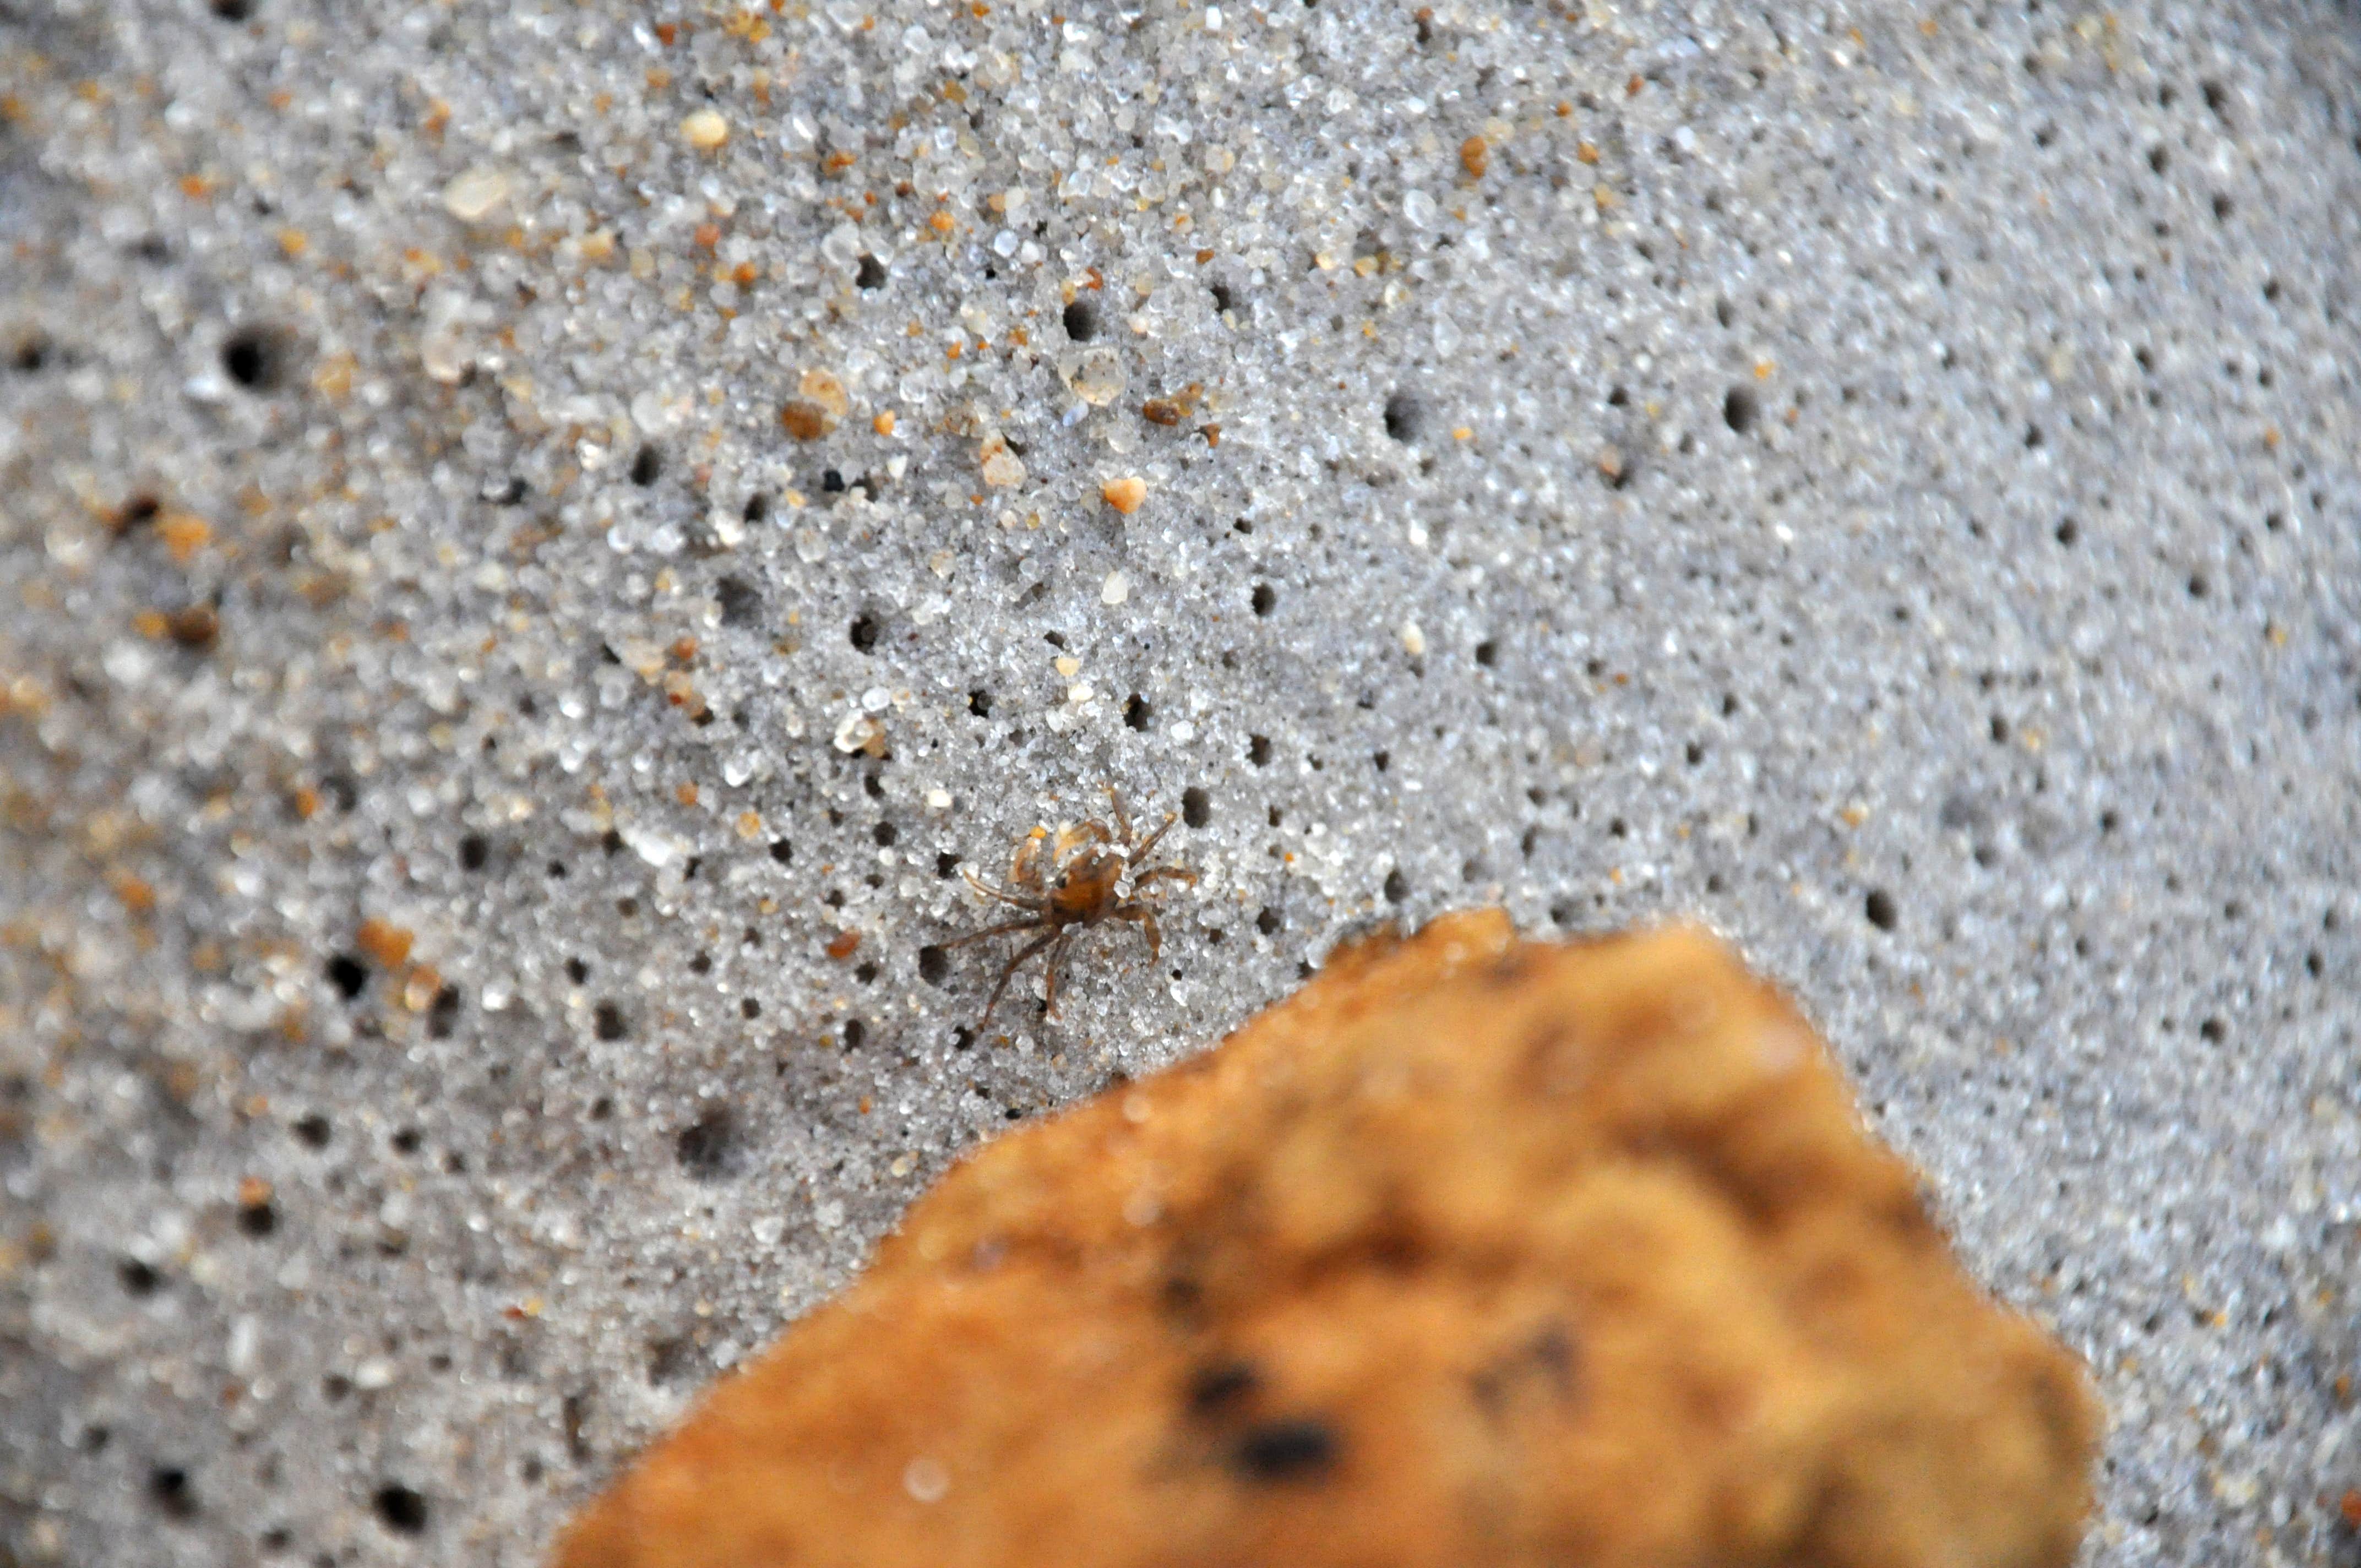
[681,108,729,151]
[1101,570,1130,606]
[440,165,510,222]
[902,1457,949,1504]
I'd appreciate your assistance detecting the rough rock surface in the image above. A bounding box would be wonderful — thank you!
[556,914,2101,1568]
[3,1,2358,1564]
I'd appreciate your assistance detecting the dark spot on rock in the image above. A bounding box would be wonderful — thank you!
[1723,385,1758,433]
[918,945,949,984]
[1230,1418,1339,1482]
[769,837,793,864]
[1187,1360,1261,1415]
[562,1390,594,1462]
[1063,298,1100,341]
[1864,889,1898,932]
[629,444,662,486]
[1381,389,1424,442]
[372,1484,429,1535]
[119,1257,163,1297]
[674,1108,739,1180]
[716,576,762,627]
[646,1335,697,1386]
[592,1000,627,1040]
[149,1466,198,1520]
[1182,787,1211,827]
[220,326,285,391]
[113,493,161,534]
[325,953,367,999]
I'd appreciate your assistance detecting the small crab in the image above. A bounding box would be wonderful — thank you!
[946,789,1198,1025]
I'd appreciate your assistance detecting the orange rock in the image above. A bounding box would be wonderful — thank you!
[552,914,2099,1568]
[355,917,413,970]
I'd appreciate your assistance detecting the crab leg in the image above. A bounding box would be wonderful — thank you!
[962,867,1048,912]
[1039,928,1075,1017]
[942,917,1046,950]
[1116,903,1163,961]
[981,929,1060,1026]
[1129,812,1178,863]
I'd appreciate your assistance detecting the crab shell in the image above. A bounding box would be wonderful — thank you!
[1011,824,1133,921]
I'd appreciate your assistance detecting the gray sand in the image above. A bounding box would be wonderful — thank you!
[3,0,2358,1561]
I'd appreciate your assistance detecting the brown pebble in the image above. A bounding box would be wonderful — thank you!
[159,513,213,563]
[355,917,414,970]
[780,401,831,440]
[1459,135,1489,179]
[166,605,220,650]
